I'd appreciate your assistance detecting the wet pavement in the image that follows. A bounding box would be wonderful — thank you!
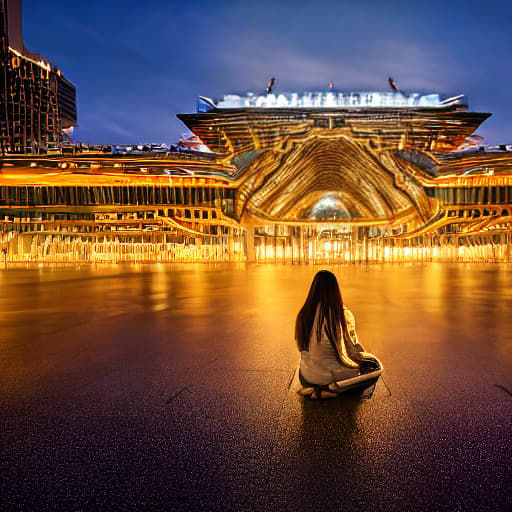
[1,262,511,511]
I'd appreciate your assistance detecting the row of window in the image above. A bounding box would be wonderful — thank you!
[426,186,512,205]
[0,185,235,207]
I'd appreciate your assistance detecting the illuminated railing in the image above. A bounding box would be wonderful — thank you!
[200,92,464,111]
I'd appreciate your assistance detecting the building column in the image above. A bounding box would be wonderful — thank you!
[245,226,256,263]
[228,227,234,262]
[299,226,303,263]
[352,227,359,263]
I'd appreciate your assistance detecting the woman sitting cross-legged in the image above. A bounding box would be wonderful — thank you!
[295,270,369,399]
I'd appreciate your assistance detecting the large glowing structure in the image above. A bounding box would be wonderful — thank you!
[1,87,512,263]
[178,92,498,229]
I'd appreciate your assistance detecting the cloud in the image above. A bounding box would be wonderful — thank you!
[208,29,457,95]
[23,0,512,143]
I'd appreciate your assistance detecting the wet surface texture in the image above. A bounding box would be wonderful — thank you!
[1,263,511,511]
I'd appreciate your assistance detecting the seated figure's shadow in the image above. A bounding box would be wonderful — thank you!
[287,390,373,504]
[298,388,366,449]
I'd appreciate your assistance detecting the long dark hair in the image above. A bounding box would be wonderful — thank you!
[295,270,348,361]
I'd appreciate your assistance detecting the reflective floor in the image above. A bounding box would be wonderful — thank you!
[1,262,511,511]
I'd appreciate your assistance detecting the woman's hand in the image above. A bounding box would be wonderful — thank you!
[340,353,360,369]
[357,351,375,360]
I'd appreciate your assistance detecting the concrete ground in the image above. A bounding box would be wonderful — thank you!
[1,263,511,511]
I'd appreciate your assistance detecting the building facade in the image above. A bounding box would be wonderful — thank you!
[1,90,512,263]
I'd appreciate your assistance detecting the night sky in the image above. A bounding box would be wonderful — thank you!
[22,0,512,146]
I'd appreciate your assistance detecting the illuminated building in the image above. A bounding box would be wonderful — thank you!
[0,0,76,154]
[1,87,512,263]
[178,91,511,263]
[1,3,510,263]
[2,1,510,263]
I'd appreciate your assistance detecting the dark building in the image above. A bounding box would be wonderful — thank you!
[0,0,76,154]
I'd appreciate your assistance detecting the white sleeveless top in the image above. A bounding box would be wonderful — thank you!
[300,306,362,386]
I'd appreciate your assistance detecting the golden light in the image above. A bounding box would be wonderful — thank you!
[1,78,512,265]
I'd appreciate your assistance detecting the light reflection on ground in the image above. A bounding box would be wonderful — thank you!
[2,262,512,372]
[1,262,511,510]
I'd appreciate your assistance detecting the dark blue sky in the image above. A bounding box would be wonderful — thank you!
[22,0,512,145]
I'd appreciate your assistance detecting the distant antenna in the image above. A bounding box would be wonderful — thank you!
[329,80,334,90]
[266,77,275,94]
[388,77,399,92]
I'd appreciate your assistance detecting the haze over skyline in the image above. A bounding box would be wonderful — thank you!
[23,0,512,146]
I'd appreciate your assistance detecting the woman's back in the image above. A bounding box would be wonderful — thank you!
[299,305,360,386]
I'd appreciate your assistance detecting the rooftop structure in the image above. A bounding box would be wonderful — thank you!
[198,91,465,111]
[180,92,490,159]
